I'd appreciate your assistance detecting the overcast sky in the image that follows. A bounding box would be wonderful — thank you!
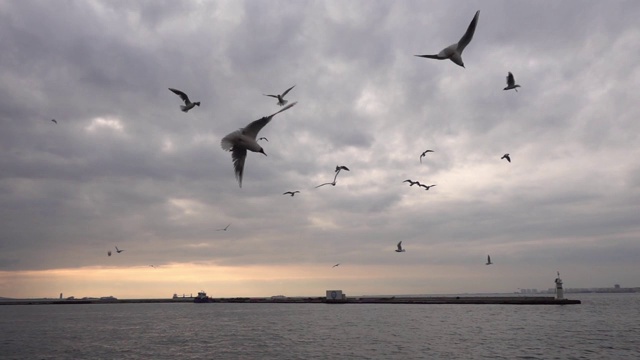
[1,0,640,299]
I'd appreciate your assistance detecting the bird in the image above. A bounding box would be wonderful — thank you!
[149,265,157,268]
[221,102,297,187]
[420,184,436,190]
[168,88,200,112]
[51,119,57,124]
[283,191,300,197]
[403,179,422,186]
[486,255,493,265]
[258,137,269,142]
[217,223,231,231]
[316,165,349,188]
[504,72,521,92]
[115,246,124,253]
[419,150,434,163]
[332,263,340,268]
[264,85,296,106]
[501,153,511,163]
[415,10,480,68]
[395,241,406,253]
[107,250,111,257]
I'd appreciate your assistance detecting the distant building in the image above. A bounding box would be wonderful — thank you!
[326,290,346,301]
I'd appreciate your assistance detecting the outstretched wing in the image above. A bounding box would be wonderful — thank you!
[397,241,403,250]
[506,72,515,87]
[457,10,480,54]
[242,101,297,139]
[264,94,278,99]
[231,147,247,188]
[169,88,190,104]
[281,85,296,97]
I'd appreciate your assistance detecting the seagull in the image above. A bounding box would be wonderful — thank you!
[115,246,124,253]
[504,72,521,92]
[149,265,157,268]
[420,184,437,190]
[403,179,422,186]
[217,223,231,231]
[221,102,297,187]
[415,10,480,68]
[283,191,300,197]
[486,255,493,265]
[395,241,406,253]
[264,85,296,106]
[108,250,111,257]
[316,165,349,188]
[501,153,511,163]
[51,119,57,124]
[258,137,269,142]
[168,88,200,112]
[332,263,340,268]
[419,150,434,163]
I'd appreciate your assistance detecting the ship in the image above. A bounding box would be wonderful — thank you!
[193,290,211,303]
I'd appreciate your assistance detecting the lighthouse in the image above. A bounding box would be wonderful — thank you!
[554,271,564,300]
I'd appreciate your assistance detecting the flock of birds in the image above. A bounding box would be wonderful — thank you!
[85,9,511,267]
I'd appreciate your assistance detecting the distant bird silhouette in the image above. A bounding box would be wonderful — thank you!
[395,241,406,253]
[217,223,231,231]
[501,153,511,163]
[221,102,297,187]
[403,179,422,187]
[415,10,480,68]
[169,88,200,112]
[283,191,300,197]
[108,250,111,257]
[264,85,296,106]
[420,184,437,190]
[258,137,269,142]
[419,150,434,163]
[149,265,157,268]
[51,119,57,124]
[332,263,340,268]
[316,165,349,188]
[503,72,521,92]
[115,246,124,253]
[486,255,493,265]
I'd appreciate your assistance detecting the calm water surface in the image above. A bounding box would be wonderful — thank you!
[1,293,639,359]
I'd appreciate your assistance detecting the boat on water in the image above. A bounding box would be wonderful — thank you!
[194,290,211,303]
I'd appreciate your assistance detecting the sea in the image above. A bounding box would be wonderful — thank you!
[1,293,639,359]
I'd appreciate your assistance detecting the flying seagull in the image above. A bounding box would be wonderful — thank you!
[283,191,300,197]
[51,119,57,124]
[168,88,201,112]
[420,150,434,163]
[403,179,422,186]
[115,246,124,253]
[258,137,269,142]
[420,184,436,190]
[107,250,111,257]
[504,72,521,92]
[486,255,493,265]
[217,223,231,231]
[316,165,349,188]
[221,102,298,187]
[332,263,340,268]
[415,10,480,68]
[395,241,406,253]
[501,153,511,163]
[264,85,296,106]
[149,265,157,268]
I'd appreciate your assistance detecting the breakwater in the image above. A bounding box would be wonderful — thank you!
[0,295,580,305]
